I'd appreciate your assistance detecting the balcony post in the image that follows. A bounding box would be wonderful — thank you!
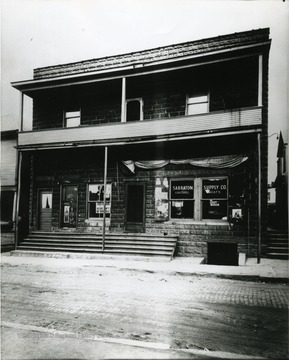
[19,92,24,131]
[258,55,263,107]
[257,133,262,263]
[121,77,126,122]
[14,151,22,249]
[102,146,108,251]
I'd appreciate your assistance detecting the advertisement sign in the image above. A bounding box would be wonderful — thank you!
[232,208,242,220]
[155,177,169,221]
[171,180,194,199]
[202,200,227,219]
[202,178,227,199]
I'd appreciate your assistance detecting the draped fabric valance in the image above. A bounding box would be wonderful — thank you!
[122,155,248,174]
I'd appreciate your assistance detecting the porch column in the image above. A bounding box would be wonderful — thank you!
[102,146,108,251]
[121,77,126,122]
[257,133,262,263]
[258,55,263,107]
[19,92,24,131]
[14,151,22,249]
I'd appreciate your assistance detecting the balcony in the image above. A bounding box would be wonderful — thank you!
[18,106,262,149]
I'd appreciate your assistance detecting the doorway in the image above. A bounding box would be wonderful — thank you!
[125,183,145,233]
[61,185,78,228]
[39,191,52,231]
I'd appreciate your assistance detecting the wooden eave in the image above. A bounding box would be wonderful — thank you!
[16,125,262,152]
[11,41,271,97]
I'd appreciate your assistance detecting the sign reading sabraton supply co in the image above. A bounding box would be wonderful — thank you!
[202,178,227,199]
[171,180,194,199]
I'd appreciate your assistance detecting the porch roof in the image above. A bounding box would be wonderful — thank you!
[11,28,271,94]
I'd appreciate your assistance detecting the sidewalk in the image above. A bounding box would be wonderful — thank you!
[2,250,288,282]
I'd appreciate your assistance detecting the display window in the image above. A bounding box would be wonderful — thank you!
[87,184,111,219]
[202,178,228,220]
[170,179,194,219]
[168,177,228,221]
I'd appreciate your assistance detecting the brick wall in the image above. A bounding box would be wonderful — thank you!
[32,57,259,131]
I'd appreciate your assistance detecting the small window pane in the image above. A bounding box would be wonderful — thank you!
[66,117,80,127]
[170,180,194,199]
[66,111,81,118]
[171,200,194,219]
[202,178,228,199]
[188,95,208,104]
[202,200,227,219]
[41,193,52,209]
[187,103,208,115]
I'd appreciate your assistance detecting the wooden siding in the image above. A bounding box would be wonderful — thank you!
[1,138,17,186]
[19,107,262,148]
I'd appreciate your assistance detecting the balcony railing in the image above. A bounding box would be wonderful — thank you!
[18,106,262,149]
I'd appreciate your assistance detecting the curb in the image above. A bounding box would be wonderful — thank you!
[117,267,289,284]
[1,321,263,359]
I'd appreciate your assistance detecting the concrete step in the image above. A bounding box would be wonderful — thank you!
[29,231,176,239]
[267,247,289,253]
[267,252,289,260]
[268,239,289,244]
[16,245,172,256]
[18,231,178,258]
[25,237,176,246]
[30,231,177,240]
[19,241,174,251]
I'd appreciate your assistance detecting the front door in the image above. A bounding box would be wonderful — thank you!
[39,191,52,231]
[125,183,145,233]
[61,185,78,228]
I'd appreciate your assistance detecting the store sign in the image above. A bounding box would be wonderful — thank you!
[171,180,194,199]
[202,179,227,199]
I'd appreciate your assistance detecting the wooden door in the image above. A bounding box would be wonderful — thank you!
[39,191,52,231]
[125,183,145,233]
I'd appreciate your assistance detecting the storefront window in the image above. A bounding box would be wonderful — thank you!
[202,178,228,220]
[170,180,194,219]
[167,177,228,221]
[88,184,111,219]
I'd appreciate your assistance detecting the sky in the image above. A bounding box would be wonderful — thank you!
[1,0,288,183]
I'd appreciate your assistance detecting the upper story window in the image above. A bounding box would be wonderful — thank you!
[126,98,143,122]
[64,109,81,127]
[186,92,209,115]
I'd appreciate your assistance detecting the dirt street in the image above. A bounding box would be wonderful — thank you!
[1,257,288,359]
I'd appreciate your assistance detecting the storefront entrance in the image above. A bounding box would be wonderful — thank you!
[61,185,78,228]
[39,191,52,231]
[125,183,145,233]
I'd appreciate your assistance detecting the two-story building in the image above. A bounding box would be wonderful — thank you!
[11,28,271,264]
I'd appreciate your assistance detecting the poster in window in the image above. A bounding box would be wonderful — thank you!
[170,180,194,199]
[202,200,227,219]
[155,177,169,221]
[64,205,70,223]
[232,208,242,220]
[202,178,227,199]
